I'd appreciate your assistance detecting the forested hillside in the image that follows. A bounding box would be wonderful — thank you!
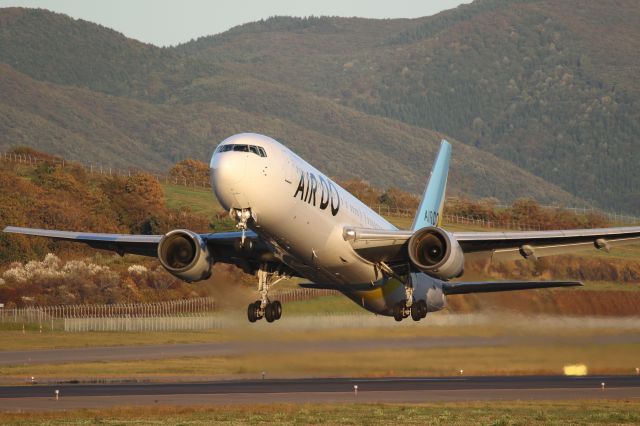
[0,1,638,212]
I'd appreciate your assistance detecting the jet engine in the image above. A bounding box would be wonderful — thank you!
[407,227,464,280]
[157,230,212,282]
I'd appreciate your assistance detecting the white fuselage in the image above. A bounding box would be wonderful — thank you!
[210,133,445,316]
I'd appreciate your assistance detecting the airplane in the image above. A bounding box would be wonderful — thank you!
[5,133,640,322]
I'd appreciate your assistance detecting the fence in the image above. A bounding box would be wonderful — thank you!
[0,291,340,332]
[0,297,217,323]
[0,152,211,189]
[273,288,338,303]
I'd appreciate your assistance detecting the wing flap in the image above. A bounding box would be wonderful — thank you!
[442,280,582,295]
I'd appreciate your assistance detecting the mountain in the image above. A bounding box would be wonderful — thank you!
[0,3,638,212]
[174,1,640,213]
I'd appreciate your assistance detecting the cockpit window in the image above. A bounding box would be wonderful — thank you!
[217,144,267,157]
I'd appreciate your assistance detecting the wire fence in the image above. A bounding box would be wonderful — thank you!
[0,290,339,332]
[372,204,639,226]
[0,152,211,189]
[0,297,217,323]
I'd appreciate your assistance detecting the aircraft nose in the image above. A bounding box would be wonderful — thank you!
[211,152,246,187]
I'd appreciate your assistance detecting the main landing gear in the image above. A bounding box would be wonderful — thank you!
[377,262,428,322]
[247,263,287,323]
[393,299,428,322]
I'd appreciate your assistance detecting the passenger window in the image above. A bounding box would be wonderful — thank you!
[234,145,249,152]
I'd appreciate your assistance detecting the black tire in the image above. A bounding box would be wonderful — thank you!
[393,303,404,322]
[265,303,276,323]
[272,301,282,320]
[410,303,421,321]
[418,300,428,318]
[253,301,263,319]
[247,303,257,323]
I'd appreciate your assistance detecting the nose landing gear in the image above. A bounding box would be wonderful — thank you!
[247,263,287,323]
[231,208,254,246]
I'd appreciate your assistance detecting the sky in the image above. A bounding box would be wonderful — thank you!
[0,0,471,46]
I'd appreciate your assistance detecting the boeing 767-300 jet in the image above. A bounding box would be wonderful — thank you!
[5,133,640,322]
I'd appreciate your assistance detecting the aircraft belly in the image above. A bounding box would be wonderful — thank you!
[339,274,446,316]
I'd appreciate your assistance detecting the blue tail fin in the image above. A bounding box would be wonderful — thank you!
[411,140,451,230]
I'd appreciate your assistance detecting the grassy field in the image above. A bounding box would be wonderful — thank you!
[2,342,638,380]
[162,184,221,218]
[1,311,639,382]
[1,401,639,425]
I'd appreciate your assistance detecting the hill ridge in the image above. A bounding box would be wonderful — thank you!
[0,4,638,212]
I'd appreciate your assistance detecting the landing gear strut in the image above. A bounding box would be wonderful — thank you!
[247,263,287,323]
[231,208,253,246]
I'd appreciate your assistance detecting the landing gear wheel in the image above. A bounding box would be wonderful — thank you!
[248,301,262,322]
[410,303,422,321]
[247,303,257,323]
[265,303,276,323]
[393,303,404,322]
[418,300,428,318]
[272,301,282,320]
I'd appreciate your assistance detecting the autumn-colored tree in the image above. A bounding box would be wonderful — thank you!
[169,159,209,185]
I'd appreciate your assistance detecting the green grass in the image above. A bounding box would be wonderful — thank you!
[0,329,228,351]
[1,342,639,380]
[162,184,222,217]
[1,401,640,425]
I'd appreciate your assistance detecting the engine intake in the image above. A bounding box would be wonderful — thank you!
[407,227,464,280]
[158,230,212,282]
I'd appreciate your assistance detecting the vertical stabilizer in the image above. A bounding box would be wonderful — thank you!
[411,140,451,230]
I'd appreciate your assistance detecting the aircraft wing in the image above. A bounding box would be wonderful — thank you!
[343,226,640,264]
[2,226,269,264]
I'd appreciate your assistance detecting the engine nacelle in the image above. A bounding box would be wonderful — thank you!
[157,229,212,282]
[407,227,464,280]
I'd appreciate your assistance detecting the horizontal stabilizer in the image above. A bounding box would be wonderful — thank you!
[442,280,582,295]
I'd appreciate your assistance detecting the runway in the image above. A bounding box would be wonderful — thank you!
[1,375,639,410]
